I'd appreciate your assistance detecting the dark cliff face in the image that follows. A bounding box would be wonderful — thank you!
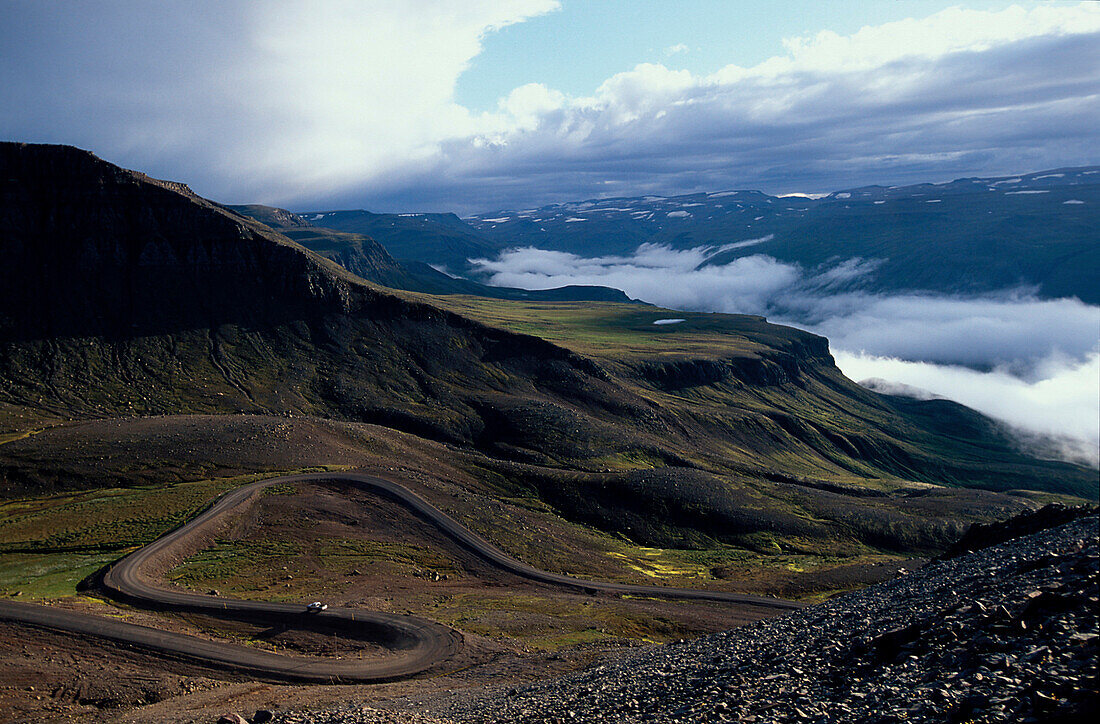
[633,338,832,391]
[0,143,357,342]
[0,143,649,459]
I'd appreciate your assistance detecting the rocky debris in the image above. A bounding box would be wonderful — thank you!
[273,705,452,724]
[940,503,1097,559]
[215,713,275,724]
[218,714,249,724]
[279,515,1096,723]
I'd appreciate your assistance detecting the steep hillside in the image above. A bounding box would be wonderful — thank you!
[0,143,639,454]
[416,297,1095,499]
[466,167,1100,302]
[0,142,1093,531]
[419,514,1098,723]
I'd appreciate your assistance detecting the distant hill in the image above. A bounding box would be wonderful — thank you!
[299,209,500,271]
[227,205,633,303]
[466,167,1100,303]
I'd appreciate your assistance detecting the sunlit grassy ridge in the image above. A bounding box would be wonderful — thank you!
[417,294,1093,498]
[413,297,793,361]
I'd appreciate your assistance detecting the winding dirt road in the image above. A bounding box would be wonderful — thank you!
[0,472,800,683]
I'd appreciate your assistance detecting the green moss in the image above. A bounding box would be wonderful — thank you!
[0,551,118,599]
[528,627,615,651]
[0,469,333,599]
[0,428,43,446]
[0,479,239,553]
[263,484,299,497]
[316,538,459,575]
[169,540,302,589]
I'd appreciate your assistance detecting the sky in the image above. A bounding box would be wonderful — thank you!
[2,0,1098,213]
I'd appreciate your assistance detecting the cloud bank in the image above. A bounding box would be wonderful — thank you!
[0,0,561,205]
[469,245,1100,466]
[2,2,1099,211]
[839,351,1100,468]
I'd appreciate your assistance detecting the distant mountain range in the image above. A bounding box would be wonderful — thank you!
[285,166,1098,305]
[464,166,1099,304]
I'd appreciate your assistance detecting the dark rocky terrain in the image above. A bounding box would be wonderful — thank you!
[269,511,1099,723]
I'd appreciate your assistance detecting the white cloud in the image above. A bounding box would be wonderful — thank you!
[471,245,804,313]
[233,0,563,197]
[835,350,1100,468]
[805,293,1100,370]
[0,0,562,204]
[421,2,1100,211]
[665,43,689,56]
[469,244,1100,465]
[496,83,567,131]
[772,4,1100,74]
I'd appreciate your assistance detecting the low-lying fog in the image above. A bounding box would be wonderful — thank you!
[470,244,1100,468]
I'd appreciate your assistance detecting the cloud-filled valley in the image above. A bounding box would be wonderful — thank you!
[469,245,1100,466]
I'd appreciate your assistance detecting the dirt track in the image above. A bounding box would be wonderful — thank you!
[0,472,800,684]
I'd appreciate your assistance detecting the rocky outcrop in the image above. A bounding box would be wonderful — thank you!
[940,504,1097,559]
[634,351,816,390]
[0,143,357,342]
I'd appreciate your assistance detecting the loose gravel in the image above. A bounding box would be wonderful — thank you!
[274,515,1098,724]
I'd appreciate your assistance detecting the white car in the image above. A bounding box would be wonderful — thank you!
[306,601,328,613]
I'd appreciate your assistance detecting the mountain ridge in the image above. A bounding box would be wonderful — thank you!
[227,204,635,303]
[459,164,1100,303]
[1,142,1093,527]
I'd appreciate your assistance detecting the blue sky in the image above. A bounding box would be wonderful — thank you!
[457,0,1047,111]
[2,0,1097,213]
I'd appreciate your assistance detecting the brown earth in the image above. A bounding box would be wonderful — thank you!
[0,478,790,723]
